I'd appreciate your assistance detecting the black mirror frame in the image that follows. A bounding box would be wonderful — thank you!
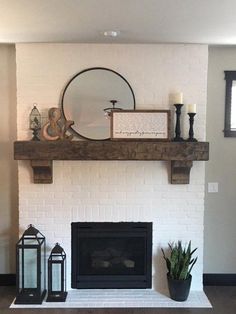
[224,71,236,137]
[61,67,136,141]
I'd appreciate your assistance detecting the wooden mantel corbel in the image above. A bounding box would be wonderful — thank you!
[14,140,209,184]
[31,160,53,184]
[171,160,193,184]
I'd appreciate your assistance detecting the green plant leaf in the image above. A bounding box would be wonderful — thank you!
[161,240,198,280]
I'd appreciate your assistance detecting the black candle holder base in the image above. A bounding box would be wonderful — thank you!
[186,138,198,142]
[173,137,185,142]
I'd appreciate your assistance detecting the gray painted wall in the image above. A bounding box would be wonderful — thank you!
[0,44,18,274]
[204,46,236,273]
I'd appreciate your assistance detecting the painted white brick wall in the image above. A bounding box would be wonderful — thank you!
[15,44,208,292]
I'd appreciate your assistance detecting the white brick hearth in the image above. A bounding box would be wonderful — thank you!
[15,43,209,307]
[11,289,211,308]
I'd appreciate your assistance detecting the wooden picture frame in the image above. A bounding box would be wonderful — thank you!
[111,110,171,140]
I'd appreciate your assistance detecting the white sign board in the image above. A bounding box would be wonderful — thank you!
[111,110,170,140]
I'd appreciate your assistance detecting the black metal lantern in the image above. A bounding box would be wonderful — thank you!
[46,243,67,302]
[15,225,46,304]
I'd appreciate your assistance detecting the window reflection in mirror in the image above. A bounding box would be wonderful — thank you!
[224,71,236,137]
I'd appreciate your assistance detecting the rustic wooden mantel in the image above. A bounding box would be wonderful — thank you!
[14,140,209,184]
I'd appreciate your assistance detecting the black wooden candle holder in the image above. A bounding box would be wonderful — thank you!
[187,113,198,142]
[173,104,184,142]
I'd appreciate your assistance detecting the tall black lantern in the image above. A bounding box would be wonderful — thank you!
[46,243,67,302]
[15,225,46,304]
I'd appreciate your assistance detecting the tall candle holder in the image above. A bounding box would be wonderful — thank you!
[173,104,184,142]
[187,113,198,142]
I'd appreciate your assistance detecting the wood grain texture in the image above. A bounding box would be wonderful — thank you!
[31,160,52,184]
[14,141,209,161]
[171,161,193,184]
[14,141,209,184]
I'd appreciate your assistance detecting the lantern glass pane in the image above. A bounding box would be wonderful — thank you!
[41,243,45,293]
[52,263,61,291]
[29,106,41,130]
[19,237,39,245]
[24,249,37,288]
[18,248,22,290]
[63,262,66,291]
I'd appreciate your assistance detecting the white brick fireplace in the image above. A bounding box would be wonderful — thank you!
[16,43,208,294]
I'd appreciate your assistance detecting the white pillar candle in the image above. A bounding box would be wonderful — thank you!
[187,104,197,113]
[172,92,183,104]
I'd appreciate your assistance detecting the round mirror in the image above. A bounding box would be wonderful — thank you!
[61,67,136,140]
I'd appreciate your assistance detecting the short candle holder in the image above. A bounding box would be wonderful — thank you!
[187,112,198,142]
[173,104,184,142]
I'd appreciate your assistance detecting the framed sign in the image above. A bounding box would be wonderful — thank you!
[111,110,171,140]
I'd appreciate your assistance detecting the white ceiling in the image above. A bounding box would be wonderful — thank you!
[1,0,236,44]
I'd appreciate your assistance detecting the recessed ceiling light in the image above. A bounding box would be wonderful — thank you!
[103,30,120,38]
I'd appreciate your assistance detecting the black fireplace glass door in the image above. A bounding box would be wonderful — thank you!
[79,236,145,276]
[71,222,152,289]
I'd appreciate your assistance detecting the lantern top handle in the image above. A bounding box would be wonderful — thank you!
[23,224,45,240]
[52,243,65,254]
[24,224,39,236]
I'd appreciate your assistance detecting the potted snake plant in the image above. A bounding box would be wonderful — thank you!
[161,241,197,301]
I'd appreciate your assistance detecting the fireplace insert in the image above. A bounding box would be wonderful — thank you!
[71,222,152,289]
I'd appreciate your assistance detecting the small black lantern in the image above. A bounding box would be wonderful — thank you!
[15,225,46,304]
[29,104,41,141]
[46,243,67,302]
